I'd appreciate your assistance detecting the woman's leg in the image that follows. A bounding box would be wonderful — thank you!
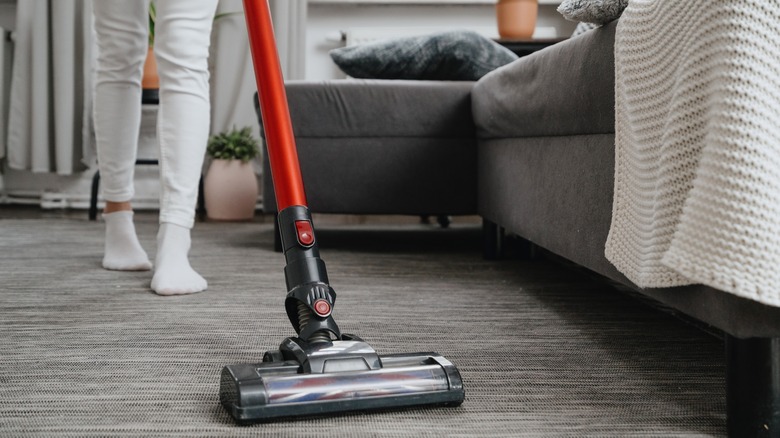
[93,0,152,271]
[150,0,218,295]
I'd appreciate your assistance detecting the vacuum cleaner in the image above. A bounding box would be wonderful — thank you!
[219,0,465,422]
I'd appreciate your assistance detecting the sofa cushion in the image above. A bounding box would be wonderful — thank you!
[472,21,617,139]
[329,31,518,81]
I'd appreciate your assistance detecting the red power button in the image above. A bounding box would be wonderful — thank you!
[295,220,315,247]
[313,299,331,317]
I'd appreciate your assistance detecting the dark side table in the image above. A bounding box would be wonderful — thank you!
[496,38,568,58]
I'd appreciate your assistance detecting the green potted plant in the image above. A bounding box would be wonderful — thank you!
[204,126,261,221]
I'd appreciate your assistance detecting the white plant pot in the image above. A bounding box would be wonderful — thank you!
[204,159,258,221]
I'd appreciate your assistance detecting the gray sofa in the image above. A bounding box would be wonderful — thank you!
[259,21,780,436]
[259,80,477,218]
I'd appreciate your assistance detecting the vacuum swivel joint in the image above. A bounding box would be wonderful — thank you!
[278,206,341,342]
[286,283,340,342]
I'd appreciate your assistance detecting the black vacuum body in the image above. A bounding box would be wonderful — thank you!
[220,1,465,422]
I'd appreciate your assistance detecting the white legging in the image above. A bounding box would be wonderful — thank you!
[93,0,219,229]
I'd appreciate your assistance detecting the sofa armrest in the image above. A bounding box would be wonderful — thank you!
[473,21,616,139]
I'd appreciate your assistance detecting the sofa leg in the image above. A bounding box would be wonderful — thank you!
[726,335,780,437]
[436,215,451,228]
[482,219,503,260]
[518,238,539,260]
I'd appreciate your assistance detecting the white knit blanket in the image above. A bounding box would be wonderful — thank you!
[605,0,780,306]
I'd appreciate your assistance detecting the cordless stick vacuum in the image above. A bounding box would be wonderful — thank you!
[219,0,465,422]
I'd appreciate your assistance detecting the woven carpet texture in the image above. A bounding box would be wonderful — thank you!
[0,214,725,436]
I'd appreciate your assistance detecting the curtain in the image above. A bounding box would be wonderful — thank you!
[269,0,307,80]
[0,25,10,164]
[209,0,256,137]
[209,0,307,137]
[6,0,94,175]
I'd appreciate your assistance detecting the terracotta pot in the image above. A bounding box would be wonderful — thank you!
[141,47,159,90]
[204,159,259,221]
[496,0,539,39]
[141,47,159,103]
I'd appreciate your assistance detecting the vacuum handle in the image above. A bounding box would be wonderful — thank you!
[242,0,306,211]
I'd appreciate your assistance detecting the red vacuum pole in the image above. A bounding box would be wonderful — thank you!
[242,0,306,211]
[221,1,465,423]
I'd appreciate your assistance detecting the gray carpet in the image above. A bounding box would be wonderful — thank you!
[0,213,726,437]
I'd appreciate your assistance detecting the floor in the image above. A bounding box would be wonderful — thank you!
[0,206,726,437]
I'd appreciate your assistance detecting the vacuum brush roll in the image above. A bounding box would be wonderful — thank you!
[220,347,465,422]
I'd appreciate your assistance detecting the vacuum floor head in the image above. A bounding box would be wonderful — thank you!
[220,337,464,422]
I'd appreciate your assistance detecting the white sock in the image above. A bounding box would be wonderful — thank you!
[151,223,207,296]
[102,211,152,271]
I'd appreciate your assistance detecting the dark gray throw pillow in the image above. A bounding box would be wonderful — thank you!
[329,30,519,81]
